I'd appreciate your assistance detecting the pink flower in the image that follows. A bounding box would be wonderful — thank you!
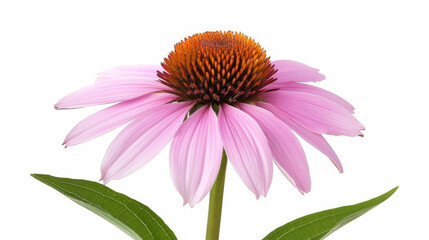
[56,31,364,206]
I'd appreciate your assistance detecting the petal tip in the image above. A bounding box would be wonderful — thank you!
[189,202,196,208]
[99,178,108,185]
[54,103,63,110]
[334,161,344,173]
[297,183,311,195]
[303,186,311,194]
[99,173,111,184]
[54,99,72,110]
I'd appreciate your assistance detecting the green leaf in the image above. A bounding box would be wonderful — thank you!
[263,186,398,240]
[32,174,177,240]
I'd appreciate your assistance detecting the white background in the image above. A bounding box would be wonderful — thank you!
[1,0,428,239]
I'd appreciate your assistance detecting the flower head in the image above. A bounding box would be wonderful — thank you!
[158,31,276,104]
[56,31,364,206]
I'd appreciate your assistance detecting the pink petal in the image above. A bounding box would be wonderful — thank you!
[257,102,343,172]
[100,101,193,183]
[64,93,176,147]
[267,82,355,113]
[264,91,364,136]
[270,60,325,83]
[96,65,163,83]
[218,103,273,198]
[239,103,310,193]
[170,105,223,206]
[55,79,168,109]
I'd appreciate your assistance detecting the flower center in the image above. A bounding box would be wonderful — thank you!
[157,31,277,104]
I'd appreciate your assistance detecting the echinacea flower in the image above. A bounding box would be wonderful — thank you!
[56,31,364,206]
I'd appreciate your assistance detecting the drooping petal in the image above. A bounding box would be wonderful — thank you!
[55,79,169,109]
[101,101,193,183]
[257,102,343,172]
[170,105,223,206]
[64,93,176,147]
[264,91,364,136]
[239,103,310,193]
[267,82,355,113]
[270,60,325,84]
[96,65,163,83]
[218,103,273,198]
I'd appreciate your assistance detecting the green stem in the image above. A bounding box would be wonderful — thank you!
[205,151,228,240]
